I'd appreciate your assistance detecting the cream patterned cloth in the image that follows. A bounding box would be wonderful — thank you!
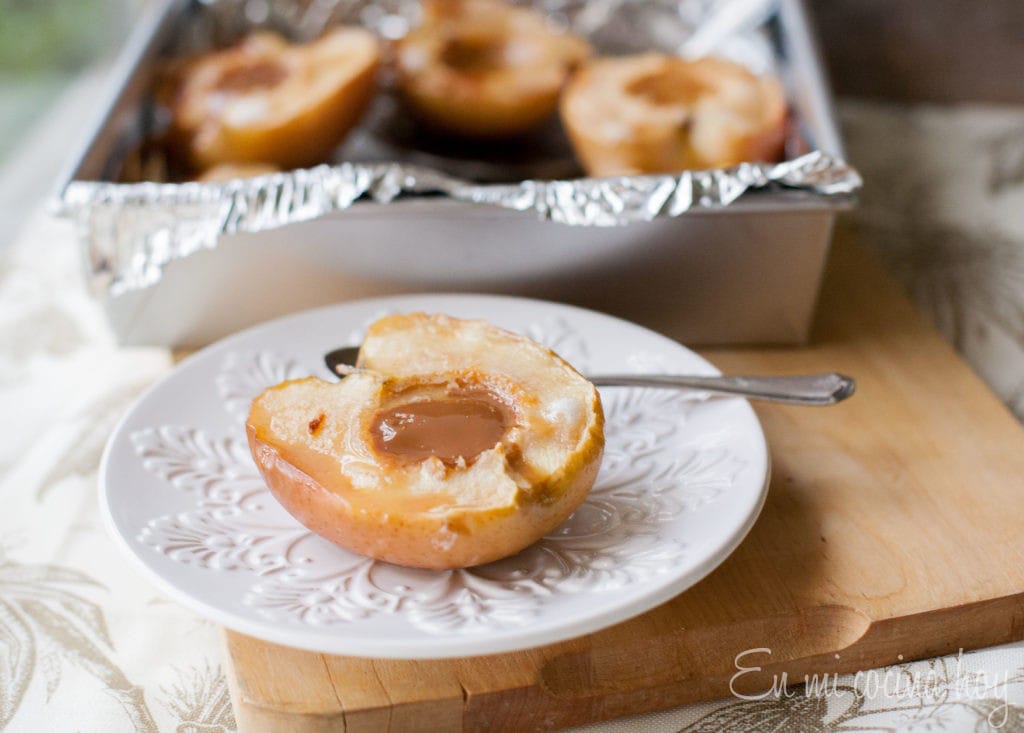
[0,208,233,731]
[839,101,1024,422]
[2,79,1024,731]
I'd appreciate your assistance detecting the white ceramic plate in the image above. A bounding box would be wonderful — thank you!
[100,295,769,658]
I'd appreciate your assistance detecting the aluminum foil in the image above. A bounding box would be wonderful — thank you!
[57,0,862,297]
[62,153,858,295]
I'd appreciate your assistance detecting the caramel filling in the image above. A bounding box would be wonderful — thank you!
[441,37,509,73]
[627,64,709,106]
[371,393,511,465]
[216,60,289,92]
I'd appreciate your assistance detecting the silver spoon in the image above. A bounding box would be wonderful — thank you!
[323,346,855,406]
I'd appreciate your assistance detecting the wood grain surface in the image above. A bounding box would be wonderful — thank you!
[224,234,1024,731]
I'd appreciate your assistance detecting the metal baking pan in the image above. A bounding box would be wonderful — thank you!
[55,0,859,347]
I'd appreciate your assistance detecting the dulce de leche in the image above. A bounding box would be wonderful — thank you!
[371,393,512,465]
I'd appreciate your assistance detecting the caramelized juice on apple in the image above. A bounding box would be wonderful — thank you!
[371,393,511,465]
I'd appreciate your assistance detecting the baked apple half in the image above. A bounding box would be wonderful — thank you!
[560,54,787,175]
[394,0,591,138]
[168,28,380,170]
[247,313,605,569]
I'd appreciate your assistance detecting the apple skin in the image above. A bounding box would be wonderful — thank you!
[395,72,572,140]
[246,413,603,570]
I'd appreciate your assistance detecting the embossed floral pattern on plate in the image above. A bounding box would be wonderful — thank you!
[100,295,768,657]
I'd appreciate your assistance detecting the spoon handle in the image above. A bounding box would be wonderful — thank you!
[590,372,855,405]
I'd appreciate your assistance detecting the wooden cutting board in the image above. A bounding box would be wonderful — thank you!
[222,236,1024,731]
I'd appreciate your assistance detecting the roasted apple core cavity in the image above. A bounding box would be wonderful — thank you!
[215,60,289,93]
[441,36,509,74]
[627,66,709,106]
[371,388,512,466]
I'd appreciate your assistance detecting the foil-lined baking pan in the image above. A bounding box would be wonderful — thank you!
[55,0,860,347]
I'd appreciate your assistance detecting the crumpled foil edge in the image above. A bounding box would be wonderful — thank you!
[57,150,860,297]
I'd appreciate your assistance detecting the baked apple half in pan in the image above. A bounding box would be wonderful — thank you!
[167,28,380,171]
[560,53,787,175]
[394,0,591,138]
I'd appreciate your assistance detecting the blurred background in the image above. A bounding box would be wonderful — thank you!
[2,0,1022,230]
[0,0,146,248]
[3,0,1023,246]
[2,0,1023,416]
[0,0,140,161]
[4,0,1023,155]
